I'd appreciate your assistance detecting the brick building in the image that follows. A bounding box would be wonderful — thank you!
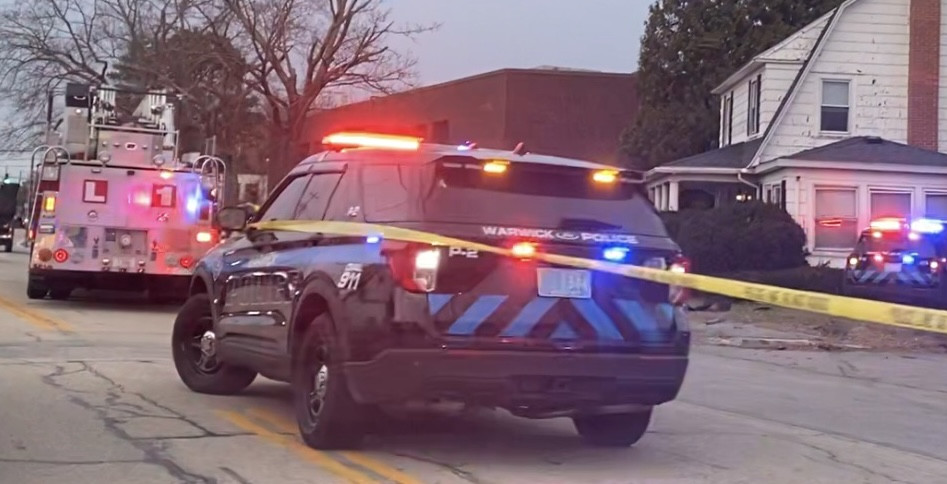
[276,67,638,182]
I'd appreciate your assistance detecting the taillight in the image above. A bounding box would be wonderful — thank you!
[385,243,440,293]
[179,256,195,269]
[196,231,214,243]
[510,242,537,259]
[53,249,69,263]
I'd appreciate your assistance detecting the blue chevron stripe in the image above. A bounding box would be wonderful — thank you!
[446,295,508,335]
[428,294,454,315]
[570,299,623,341]
[550,321,579,340]
[613,299,658,333]
[499,297,558,337]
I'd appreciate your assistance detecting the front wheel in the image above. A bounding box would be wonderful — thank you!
[573,409,653,447]
[293,315,367,450]
[172,293,257,395]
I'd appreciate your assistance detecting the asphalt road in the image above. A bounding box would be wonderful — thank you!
[3,245,947,483]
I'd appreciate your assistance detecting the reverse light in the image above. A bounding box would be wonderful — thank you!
[603,246,630,262]
[385,244,441,293]
[848,256,859,267]
[322,132,421,151]
[511,242,537,259]
[483,161,509,174]
[196,231,213,243]
[593,169,619,184]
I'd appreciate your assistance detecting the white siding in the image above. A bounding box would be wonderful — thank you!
[758,15,832,62]
[761,167,947,268]
[760,63,802,132]
[726,67,760,146]
[759,0,911,163]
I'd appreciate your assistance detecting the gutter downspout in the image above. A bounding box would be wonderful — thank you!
[737,168,758,200]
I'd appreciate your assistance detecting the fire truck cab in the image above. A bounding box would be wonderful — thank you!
[26,82,226,301]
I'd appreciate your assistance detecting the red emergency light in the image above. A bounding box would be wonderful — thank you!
[322,132,422,151]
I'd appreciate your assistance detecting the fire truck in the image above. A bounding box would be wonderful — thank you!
[26,82,226,301]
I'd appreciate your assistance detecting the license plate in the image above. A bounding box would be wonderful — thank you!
[884,263,902,273]
[537,268,592,299]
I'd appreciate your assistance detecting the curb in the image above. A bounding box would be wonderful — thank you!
[705,336,868,351]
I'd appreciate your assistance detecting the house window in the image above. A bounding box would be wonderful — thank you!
[721,93,734,146]
[870,191,911,219]
[814,187,858,249]
[821,80,850,133]
[764,183,782,206]
[747,75,761,136]
[926,193,947,219]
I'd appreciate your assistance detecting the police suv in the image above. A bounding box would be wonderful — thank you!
[842,217,947,307]
[172,132,691,449]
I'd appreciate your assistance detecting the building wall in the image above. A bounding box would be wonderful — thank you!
[762,166,947,267]
[719,67,758,147]
[759,0,912,162]
[503,71,638,165]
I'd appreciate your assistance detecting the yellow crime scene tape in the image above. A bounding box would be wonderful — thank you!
[251,220,947,336]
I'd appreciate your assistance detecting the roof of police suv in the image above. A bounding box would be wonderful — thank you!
[295,143,626,172]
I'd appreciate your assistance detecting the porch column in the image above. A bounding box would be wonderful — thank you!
[668,181,680,211]
[659,184,667,211]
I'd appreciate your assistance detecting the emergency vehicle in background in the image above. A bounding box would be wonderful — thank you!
[26,81,227,301]
[842,216,947,308]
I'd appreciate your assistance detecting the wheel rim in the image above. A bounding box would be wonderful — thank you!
[181,316,222,374]
[306,363,329,422]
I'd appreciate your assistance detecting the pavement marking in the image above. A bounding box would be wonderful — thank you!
[0,295,74,333]
[216,410,379,484]
[245,407,423,484]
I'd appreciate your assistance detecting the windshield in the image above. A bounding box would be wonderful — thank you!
[361,161,668,236]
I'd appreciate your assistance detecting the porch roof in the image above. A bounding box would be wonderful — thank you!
[783,136,947,166]
[661,138,762,170]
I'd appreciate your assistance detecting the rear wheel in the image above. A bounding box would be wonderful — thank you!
[573,409,653,447]
[293,315,367,450]
[172,293,257,395]
[3,241,11,253]
[26,279,48,300]
[48,286,72,300]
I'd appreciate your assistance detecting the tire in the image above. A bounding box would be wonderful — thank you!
[293,314,367,450]
[172,293,257,395]
[573,409,653,447]
[27,280,48,300]
[3,242,11,253]
[49,287,72,300]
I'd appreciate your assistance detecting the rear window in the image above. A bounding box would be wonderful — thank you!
[860,234,940,257]
[361,160,667,236]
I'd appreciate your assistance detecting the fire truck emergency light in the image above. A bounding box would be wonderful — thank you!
[322,132,421,151]
[593,170,619,184]
[483,161,508,174]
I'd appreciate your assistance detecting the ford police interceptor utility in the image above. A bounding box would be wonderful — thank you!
[843,217,947,307]
[172,132,691,449]
[26,82,226,301]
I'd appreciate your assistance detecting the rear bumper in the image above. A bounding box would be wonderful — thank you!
[343,349,688,413]
[29,268,190,291]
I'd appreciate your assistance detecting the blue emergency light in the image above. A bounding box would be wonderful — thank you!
[903,254,916,265]
[603,246,630,262]
[910,218,944,234]
[366,235,381,244]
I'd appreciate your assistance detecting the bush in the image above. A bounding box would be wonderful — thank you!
[723,266,844,295]
[660,201,808,274]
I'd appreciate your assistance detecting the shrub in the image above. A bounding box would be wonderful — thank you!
[660,201,808,274]
[724,266,844,295]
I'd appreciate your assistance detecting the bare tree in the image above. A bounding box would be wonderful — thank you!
[220,0,435,180]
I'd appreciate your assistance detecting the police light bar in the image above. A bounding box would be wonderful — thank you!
[911,218,945,234]
[869,217,905,231]
[322,132,421,151]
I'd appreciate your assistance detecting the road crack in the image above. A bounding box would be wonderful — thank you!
[390,451,490,484]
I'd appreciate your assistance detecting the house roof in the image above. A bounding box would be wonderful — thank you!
[784,136,947,166]
[661,138,763,169]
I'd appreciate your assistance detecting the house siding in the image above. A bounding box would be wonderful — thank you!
[761,166,947,268]
[758,0,911,163]
[758,15,832,62]
[726,67,760,146]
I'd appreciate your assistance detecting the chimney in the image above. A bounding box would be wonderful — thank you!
[907,0,942,150]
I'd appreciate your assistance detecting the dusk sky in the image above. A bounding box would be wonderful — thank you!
[386,0,652,85]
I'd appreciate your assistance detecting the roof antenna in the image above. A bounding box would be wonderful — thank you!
[512,142,527,155]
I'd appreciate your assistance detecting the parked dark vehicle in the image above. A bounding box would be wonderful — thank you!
[0,182,20,253]
[171,133,692,450]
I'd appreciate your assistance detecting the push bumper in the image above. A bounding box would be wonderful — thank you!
[343,349,688,412]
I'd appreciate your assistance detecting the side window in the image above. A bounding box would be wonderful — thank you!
[294,173,342,220]
[256,175,311,222]
[324,171,362,221]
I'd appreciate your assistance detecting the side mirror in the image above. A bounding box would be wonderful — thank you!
[217,207,249,231]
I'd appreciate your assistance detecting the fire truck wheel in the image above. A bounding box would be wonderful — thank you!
[2,242,11,253]
[293,316,367,450]
[573,408,653,447]
[172,293,257,395]
[27,280,48,300]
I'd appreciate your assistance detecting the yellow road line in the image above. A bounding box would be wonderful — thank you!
[0,295,73,333]
[245,407,423,484]
[217,410,378,484]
